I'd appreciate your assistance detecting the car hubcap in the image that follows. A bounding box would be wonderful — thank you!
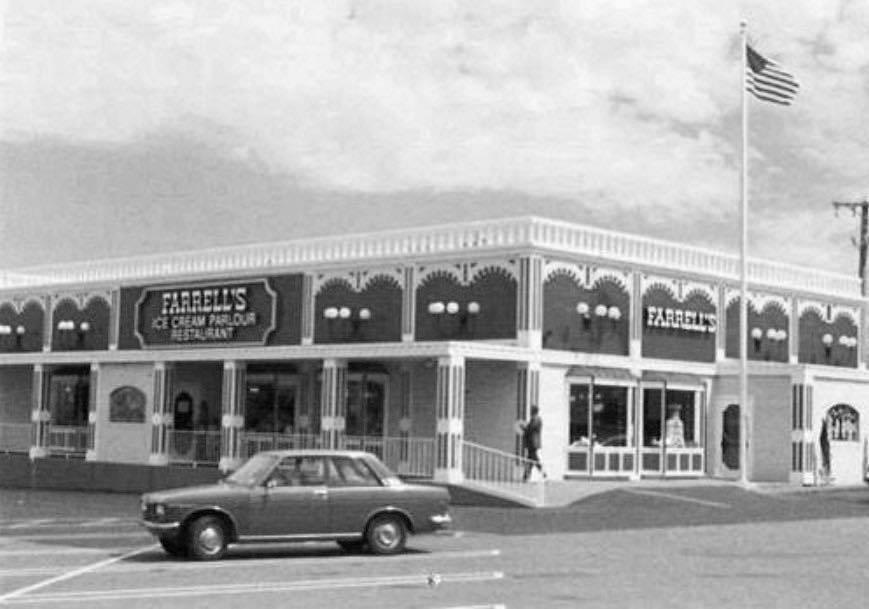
[374,522,399,548]
[198,526,222,554]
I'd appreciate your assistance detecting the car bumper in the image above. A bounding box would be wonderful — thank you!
[428,513,452,529]
[140,519,181,534]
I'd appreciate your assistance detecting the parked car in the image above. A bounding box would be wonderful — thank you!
[140,450,452,560]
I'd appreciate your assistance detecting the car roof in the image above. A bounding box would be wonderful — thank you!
[255,449,374,459]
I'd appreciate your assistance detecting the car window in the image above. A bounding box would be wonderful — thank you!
[226,453,280,486]
[329,457,382,487]
[268,456,327,487]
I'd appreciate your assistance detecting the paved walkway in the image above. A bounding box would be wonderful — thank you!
[537,476,867,507]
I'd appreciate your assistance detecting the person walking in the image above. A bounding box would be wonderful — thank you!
[522,406,546,482]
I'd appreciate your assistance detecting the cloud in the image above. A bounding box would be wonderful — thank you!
[0,0,866,275]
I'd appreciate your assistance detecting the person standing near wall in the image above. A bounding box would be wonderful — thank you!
[522,406,546,482]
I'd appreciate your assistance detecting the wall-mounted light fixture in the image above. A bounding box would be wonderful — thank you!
[57,319,89,347]
[0,324,25,348]
[323,306,370,321]
[822,332,834,358]
[838,335,858,348]
[427,300,480,334]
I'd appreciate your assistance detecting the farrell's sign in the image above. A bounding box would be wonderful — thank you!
[135,280,276,347]
[645,306,717,334]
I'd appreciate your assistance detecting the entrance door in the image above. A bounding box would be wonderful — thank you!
[721,404,741,473]
[244,372,298,454]
[344,374,387,457]
[825,404,862,485]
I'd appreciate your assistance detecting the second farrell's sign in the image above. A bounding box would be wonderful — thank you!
[135,280,277,347]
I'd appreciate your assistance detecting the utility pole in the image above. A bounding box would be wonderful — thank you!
[833,199,869,296]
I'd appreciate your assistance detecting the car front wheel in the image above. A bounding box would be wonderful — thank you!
[186,515,228,561]
[365,514,407,555]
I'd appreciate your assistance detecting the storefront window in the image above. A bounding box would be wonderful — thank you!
[569,384,630,447]
[346,376,385,437]
[643,388,699,447]
[245,373,297,434]
[49,368,89,426]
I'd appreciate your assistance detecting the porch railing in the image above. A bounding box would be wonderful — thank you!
[47,425,89,455]
[342,436,434,478]
[242,432,323,458]
[462,441,545,506]
[168,430,221,466]
[0,422,31,453]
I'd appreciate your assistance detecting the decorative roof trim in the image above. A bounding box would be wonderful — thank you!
[0,216,860,299]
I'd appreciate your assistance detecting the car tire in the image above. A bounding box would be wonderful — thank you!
[186,515,228,561]
[159,536,187,558]
[337,540,367,553]
[365,514,407,555]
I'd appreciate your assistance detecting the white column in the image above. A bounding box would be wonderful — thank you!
[402,266,416,342]
[85,362,100,461]
[219,360,246,472]
[301,274,315,346]
[434,355,465,483]
[517,256,543,349]
[149,362,173,465]
[320,358,348,449]
[515,361,540,456]
[29,364,49,459]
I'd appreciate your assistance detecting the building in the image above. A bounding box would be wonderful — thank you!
[0,216,866,492]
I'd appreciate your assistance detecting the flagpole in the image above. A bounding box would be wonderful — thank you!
[739,20,750,485]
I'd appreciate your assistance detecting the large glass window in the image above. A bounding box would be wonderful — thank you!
[569,384,630,447]
[245,372,297,434]
[49,367,90,426]
[346,376,385,437]
[643,388,700,447]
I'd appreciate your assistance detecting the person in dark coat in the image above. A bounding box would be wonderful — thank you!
[522,406,546,482]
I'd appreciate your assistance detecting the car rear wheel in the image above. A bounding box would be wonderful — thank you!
[186,515,228,561]
[159,536,187,557]
[337,540,367,553]
[365,514,407,555]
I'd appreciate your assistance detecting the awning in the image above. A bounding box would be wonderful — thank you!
[640,371,708,387]
[565,366,636,382]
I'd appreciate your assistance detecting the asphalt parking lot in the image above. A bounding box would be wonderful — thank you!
[1,484,868,608]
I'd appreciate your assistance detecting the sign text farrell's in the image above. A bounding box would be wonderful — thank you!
[136,281,276,346]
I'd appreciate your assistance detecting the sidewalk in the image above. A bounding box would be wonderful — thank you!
[538,476,867,507]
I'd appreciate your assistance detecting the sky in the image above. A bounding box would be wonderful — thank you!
[1,0,868,278]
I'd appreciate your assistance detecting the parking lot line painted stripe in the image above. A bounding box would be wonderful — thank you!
[0,548,109,557]
[0,543,157,604]
[432,605,507,609]
[0,571,505,604]
[621,488,731,509]
[0,548,502,578]
[0,531,149,543]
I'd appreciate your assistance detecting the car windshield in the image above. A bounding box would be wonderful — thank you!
[362,454,404,486]
[225,453,280,486]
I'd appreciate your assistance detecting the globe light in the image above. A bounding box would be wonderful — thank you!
[323,307,339,319]
[822,333,834,346]
[467,301,481,314]
[338,307,351,319]
[358,308,371,320]
[576,302,589,316]
[594,304,608,317]
[428,301,445,315]
[607,306,621,320]
[446,301,460,315]
[751,327,763,340]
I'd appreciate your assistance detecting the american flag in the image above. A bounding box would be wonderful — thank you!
[745,44,800,105]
